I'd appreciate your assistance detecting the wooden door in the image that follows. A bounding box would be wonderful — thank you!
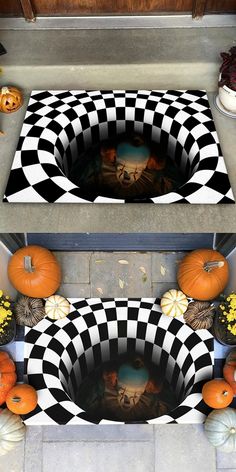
[29,0,193,14]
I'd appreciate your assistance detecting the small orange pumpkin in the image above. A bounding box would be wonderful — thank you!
[8,245,61,298]
[6,384,38,415]
[223,349,236,394]
[0,351,17,405]
[177,249,229,300]
[202,379,234,409]
[0,86,23,113]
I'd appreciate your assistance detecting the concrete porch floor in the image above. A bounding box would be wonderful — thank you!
[1,250,234,471]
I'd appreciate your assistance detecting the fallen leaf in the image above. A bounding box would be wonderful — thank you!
[0,130,5,136]
[139,266,146,274]
[160,265,166,277]
[95,259,105,263]
[96,287,104,295]
[142,273,148,283]
[118,259,129,265]
[119,279,125,289]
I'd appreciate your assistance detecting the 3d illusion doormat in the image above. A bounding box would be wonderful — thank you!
[24,298,214,425]
[3,90,234,204]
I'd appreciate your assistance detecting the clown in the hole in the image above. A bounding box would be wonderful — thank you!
[76,356,177,422]
[69,134,184,200]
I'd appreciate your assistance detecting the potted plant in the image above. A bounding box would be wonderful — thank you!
[218,46,236,113]
[213,292,236,346]
[0,291,15,346]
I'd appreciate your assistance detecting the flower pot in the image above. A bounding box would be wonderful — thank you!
[213,310,236,346]
[219,84,236,114]
[0,316,16,346]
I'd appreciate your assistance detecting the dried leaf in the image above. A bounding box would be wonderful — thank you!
[95,259,105,264]
[142,273,148,283]
[96,287,104,295]
[119,279,125,289]
[139,266,146,274]
[0,130,5,136]
[160,265,166,277]
[118,259,129,265]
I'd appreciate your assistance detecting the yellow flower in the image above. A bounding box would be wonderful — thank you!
[0,290,2,298]
[0,306,8,324]
[227,313,235,322]
[228,323,236,336]
[4,301,10,308]
[5,296,9,299]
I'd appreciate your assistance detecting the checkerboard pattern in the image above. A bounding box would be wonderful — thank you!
[23,298,214,425]
[3,90,234,203]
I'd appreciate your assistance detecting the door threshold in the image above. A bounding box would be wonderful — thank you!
[0,14,235,30]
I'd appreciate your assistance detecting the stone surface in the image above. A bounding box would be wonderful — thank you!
[43,424,154,442]
[151,252,185,283]
[90,252,152,297]
[0,440,25,472]
[216,450,236,468]
[154,424,216,472]
[42,441,154,472]
[54,252,91,284]
[152,282,179,298]
[24,426,43,472]
[1,28,235,68]
[59,283,91,298]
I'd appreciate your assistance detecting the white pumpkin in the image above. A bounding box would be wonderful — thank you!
[205,408,236,452]
[0,408,25,456]
[161,289,188,317]
[45,295,70,320]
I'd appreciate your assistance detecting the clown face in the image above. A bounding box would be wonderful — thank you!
[116,140,150,188]
[117,361,149,410]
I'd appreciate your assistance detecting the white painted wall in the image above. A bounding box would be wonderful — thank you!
[0,241,17,299]
[226,246,236,293]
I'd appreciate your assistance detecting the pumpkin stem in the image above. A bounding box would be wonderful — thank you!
[1,86,9,95]
[230,427,236,434]
[204,261,224,272]
[24,256,34,273]
[11,397,21,403]
[223,390,229,396]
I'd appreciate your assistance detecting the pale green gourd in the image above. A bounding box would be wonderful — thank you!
[0,408,25,456]
[204,407,236,452]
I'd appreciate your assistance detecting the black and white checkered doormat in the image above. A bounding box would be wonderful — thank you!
[24,298,214,425]
[3,90,234,203]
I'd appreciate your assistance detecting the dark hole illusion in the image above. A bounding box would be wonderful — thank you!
[68,134,186,201]
[75,354,178,422]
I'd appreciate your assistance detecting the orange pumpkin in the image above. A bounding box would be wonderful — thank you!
[8,245,61,298]
[0,86,23,113]
[223,349,236,394]
[6,384,38,415]
[177,249,229,300]
[0,351,17,405]
[202,379,234,409]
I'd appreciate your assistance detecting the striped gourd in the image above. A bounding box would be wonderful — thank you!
[161,289,188,317]
[45,295,70,320]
